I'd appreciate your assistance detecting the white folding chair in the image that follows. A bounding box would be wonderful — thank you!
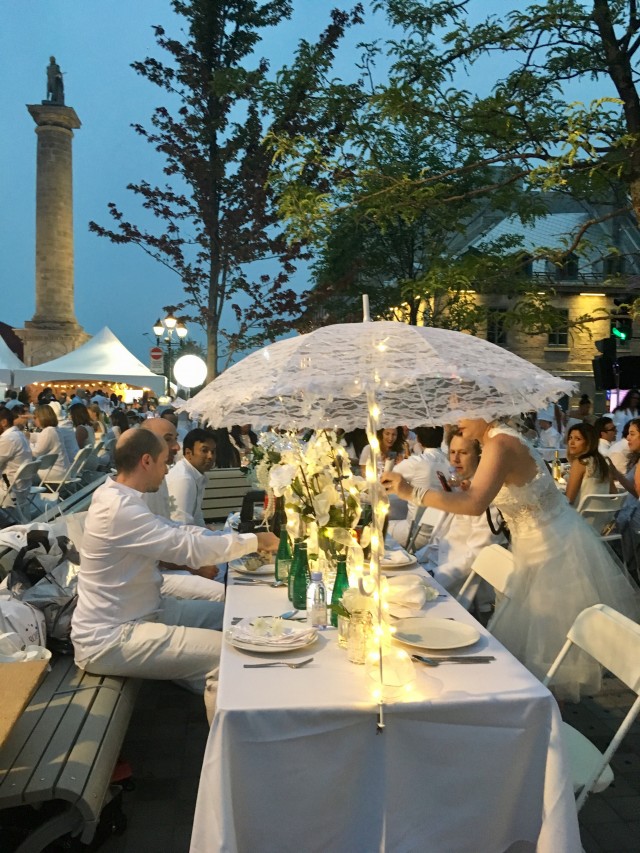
[576,493,626,536]
[30,452,59,511]
[456,543,514,611]
[35,452,59,482]
[405,505,446,553]
[0,459,42,523]
[40,445,94,507]
[543,603,640,811]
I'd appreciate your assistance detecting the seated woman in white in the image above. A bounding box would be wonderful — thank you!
[30,404,73,481]
[565,422,615,506]
[68,402,96,449]
[359,426,407,478]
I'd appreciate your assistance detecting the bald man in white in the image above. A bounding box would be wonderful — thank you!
[72,428,277,719]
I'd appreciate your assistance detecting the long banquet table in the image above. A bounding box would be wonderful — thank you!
[190,568,581,853]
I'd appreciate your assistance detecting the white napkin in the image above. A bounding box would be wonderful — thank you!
[381,549,412,566]
[0,632,51,663]
[231,617,316,647]
[385,575,437,609]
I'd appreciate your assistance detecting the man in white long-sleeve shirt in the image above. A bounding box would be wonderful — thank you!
[166,427,216,526]
[71,428,277,719]
[416,433,507,612]
[141,418,224,601]
[0,406,32,514]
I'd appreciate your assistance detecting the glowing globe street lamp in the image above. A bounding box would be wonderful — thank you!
[151,310,188,386]
[173,354,208,394]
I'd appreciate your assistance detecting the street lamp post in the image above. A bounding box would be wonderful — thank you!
[152,311,188,389]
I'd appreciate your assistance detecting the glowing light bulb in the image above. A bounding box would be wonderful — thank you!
[370,437,380,452]
[370,533,380,551]
[370,404,381,419]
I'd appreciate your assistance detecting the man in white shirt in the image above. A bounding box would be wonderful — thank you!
[141,418,223,601]
[166,428,216,526]
[71,428,277,720]
[536,409,562,461]
[609,420,633,473]
[0,406,32,514]
[416,433,508,613]
[594,416,617,458]
[387,427,448,550]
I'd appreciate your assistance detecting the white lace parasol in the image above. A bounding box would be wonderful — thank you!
[180,321,575,429]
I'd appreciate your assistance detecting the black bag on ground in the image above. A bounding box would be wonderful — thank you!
[6,525,80,654]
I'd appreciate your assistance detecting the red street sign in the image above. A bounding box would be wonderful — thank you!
[150,347,163,361]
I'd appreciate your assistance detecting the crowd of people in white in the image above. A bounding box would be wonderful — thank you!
[1,384,640,710]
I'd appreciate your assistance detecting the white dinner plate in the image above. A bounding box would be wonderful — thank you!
[380,553,419,571]
[226,631,318,654]
[232,562,276,576]
[226,616,317,654]
[393,617,480,650]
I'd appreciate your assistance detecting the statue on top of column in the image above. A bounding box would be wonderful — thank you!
[46,56,64,105]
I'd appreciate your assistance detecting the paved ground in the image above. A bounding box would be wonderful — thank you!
[98,672,639,853]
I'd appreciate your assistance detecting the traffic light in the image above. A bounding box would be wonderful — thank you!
[611,312,633,341]
[595,337,616,360]
[593,337,617,390]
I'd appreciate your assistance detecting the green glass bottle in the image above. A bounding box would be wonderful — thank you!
[291,542,311,610]
[330,556,350,628]
[288,539,303,602]
[275,526,292,584]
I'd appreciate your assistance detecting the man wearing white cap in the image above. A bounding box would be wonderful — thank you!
[536,407,562,450]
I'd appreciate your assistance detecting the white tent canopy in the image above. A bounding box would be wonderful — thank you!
[0,335,25,385]
[13,326,166,396]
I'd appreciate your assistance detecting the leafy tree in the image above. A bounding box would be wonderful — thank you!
[90,0,362,377]
[270,0,640,332]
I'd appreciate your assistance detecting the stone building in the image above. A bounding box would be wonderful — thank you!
[455,192,640,408]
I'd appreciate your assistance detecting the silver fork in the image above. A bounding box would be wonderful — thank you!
[243,657,314,669]
[411,654,495,666]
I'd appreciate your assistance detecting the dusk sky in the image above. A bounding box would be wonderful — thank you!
[1,1,613,365]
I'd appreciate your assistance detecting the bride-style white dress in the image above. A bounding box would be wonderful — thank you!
[488,425,640,701]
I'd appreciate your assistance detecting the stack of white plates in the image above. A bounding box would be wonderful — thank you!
[227,616,317,653]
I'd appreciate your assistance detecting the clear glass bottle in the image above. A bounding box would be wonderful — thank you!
[306,571,328,628]
[347,609,373,664]
[291,541,311,610]
[275,525,292,584]
[552,449,562,481]
[330,557,349,628]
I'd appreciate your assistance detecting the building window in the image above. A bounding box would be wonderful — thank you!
[556,253,579,280]
[547,309,569,347]
[487,308,507,345]
[604,253,625,276]
[519,253,533,277]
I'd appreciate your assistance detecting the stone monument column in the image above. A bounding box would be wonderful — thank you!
[16,58,89,366]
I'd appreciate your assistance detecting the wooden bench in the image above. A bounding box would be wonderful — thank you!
[201,468,252,523]
[0,655,139,852]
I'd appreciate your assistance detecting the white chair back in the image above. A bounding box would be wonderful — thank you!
[41,445,94,500]
[543,604,640,811]
[0,459,42,522]
[563,603,640,692]
[35,452,59,482]
[456,544,514,611]
[576,493,625,535]
[405,506,447,553]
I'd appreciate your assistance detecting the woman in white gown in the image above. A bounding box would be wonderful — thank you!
[382,418,640,701]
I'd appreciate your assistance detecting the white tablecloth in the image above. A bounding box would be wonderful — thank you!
[190,571,580,853]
